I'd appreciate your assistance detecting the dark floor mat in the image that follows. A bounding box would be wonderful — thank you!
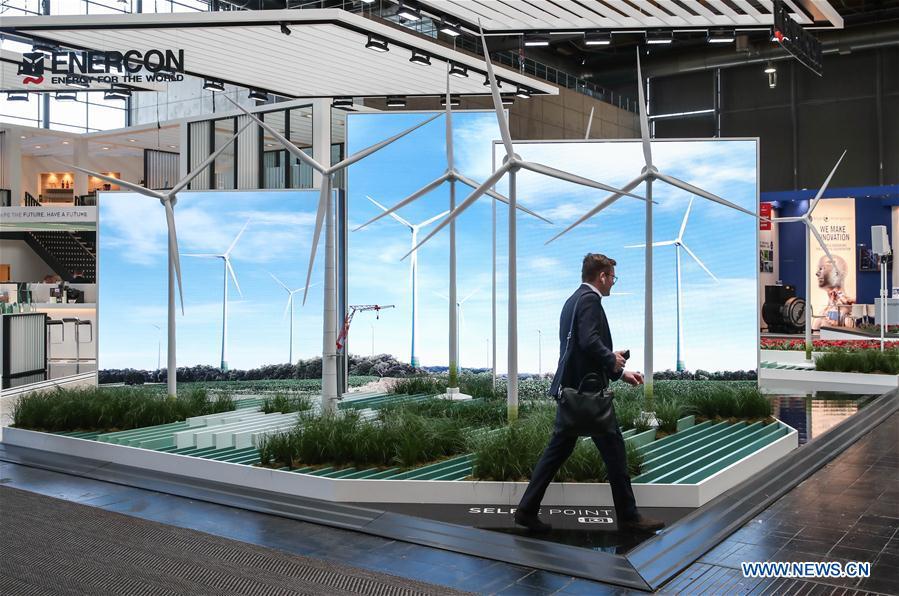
[0,485,471,596]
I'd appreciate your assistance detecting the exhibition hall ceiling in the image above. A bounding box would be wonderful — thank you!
[0,9,557,99]
[420,0,844,31]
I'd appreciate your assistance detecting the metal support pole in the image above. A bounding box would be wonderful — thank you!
[508,168,518,421]
[168,241,177,396]
[449,178,458,388]
[644,178,654,408]
[221,258,228,370]
[805,229,813,360]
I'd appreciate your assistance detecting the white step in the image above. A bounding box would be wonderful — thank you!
[213,413,301,449]
[176,412,277,448]
[186,407,263,428]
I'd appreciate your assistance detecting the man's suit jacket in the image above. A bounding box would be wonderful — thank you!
[549,284,622,397]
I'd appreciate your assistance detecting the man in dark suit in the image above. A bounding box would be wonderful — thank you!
[514,253,664,534]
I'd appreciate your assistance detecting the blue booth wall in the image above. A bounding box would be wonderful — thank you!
[764,186,897,304]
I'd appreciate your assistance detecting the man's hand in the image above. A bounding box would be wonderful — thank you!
[613,352,626,372]
[621,371,644,386]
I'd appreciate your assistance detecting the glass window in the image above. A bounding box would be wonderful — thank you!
[0,0,42,16]
[49,94,88,130]
[1,94,40,126]
[86,102,126,131]
[50,0,86,15]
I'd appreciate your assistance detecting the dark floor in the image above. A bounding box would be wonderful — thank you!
[1,413,896,595]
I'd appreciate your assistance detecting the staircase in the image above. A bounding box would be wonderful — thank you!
[25,231,96,283]
[24,192,40,207]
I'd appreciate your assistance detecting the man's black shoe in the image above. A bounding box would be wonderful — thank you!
[619,515,665,532]
[514,511,552,533]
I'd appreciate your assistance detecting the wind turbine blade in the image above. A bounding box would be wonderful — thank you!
[460,288,479,304]
[269,272,290,292]
[303,182,330,305]
[624,243,647,248]
[402,165,510,260]
[283,293,292,320]
[181,253,219,258]
[636,48,653,169]
[678,197,695,241]
[225,218,251,256]
[163,200,184,314]
[626,240,675,248]
[170,119,252,196]
[354,175,447,231]
[545,174,645,245]
[681,243,718,282]
[418,210,450,228]
[433,290,449,301]
[445,71,454,171]
[332,113,441,172]
[654,171,758,219]
[518,161,646,201]
[366,195,412,228]
[67,164,164,200]
[809,149,846,214]
[222,94,325,174]
[773,216,803,223]
[585,106,594,140]
[807,221,837,266]
[226,259,242,297]
[478,21,515,159]
[457,172,553,224]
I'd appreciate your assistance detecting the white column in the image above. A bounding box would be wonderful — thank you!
[72,139,88,197]
[508,169,518,421]
[3,132,23,204]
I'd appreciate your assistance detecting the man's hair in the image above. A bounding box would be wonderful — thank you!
[581,253,616,282]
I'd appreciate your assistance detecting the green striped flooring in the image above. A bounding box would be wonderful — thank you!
[50,395,791,485]
[760,360,816,370]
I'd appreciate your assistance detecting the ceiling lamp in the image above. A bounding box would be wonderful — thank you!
[646,30,674,45]
[55,91,77,101]
[448,62,468,78]
[68,79,91,89]
[484,75,502,89]
[31,44,57,56]
[332,97,354,108]
[764,62,777,74]
[7,91,29,102]
[515,86,531,99]
[396,1,420,21]
[440,94,461,107]
[409,51,431,66]
[386,96,406,108]
[524,33,550,47]
[279,22,292,36]
[584,31,611,46]
[365,35,389,53]
[203,78,225,91]
[501,94,515,106]
[707,28,735,43]
[104,86,131,100]
[439,20,462,37]
[248,88,269,101]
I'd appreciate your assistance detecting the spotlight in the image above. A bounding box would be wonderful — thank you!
[515,86,531,99]
[203,78,225,91]
[768,71,777,89]
[439,20,462,37]
[646,30,673,45]
[409,51,431,66]
[248,88,269,101]
[764,62,777,74]
[365,35,389,53]
[484,75,502,89]
[501,94,514,106]
[448,62,468,78]
[68,79,91,89]
[55,91,77,101]
[104,86,131,100]
[524,33,550,47]
[332,97,354,108]
[31,44,57,56]
[386,96,406,108]
[440,94,461,107]
[396,1,420,21]
[279,22,291,36]
[584,31,611,46]
[7,91,29,101]
[707,28,735,43]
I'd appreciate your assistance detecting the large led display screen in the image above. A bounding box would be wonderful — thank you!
[98,190,322,370]
[347,111,758,373]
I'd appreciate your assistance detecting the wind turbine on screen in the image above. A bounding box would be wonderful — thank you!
[772,150,845,359]
[403,23,648,420]
[354,70,551,394]
[67,119,252,396]
[546,48,761,407]
[364,196,448,368]
[270,273,319,365]
[183,219,251,371]
[626,198,717,372]
[221,93,438,412]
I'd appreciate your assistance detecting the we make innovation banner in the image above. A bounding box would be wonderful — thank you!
[809,198,856,324]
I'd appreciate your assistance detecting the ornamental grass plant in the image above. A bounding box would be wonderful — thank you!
[815,349,899,375]
[12,387,234,433]
[261,393,314,414]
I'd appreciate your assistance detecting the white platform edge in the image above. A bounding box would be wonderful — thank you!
[760,349,824,364]
[759,367,899,389]
[2,422,798,509]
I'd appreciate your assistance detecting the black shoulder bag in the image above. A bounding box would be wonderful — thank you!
[551,295,618,437]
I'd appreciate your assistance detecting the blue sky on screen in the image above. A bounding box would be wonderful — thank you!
[347,111,758,373]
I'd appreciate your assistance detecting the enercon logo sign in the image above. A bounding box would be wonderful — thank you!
[18,49,186,85]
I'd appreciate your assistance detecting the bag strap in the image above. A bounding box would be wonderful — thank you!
[550,293,583,399]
